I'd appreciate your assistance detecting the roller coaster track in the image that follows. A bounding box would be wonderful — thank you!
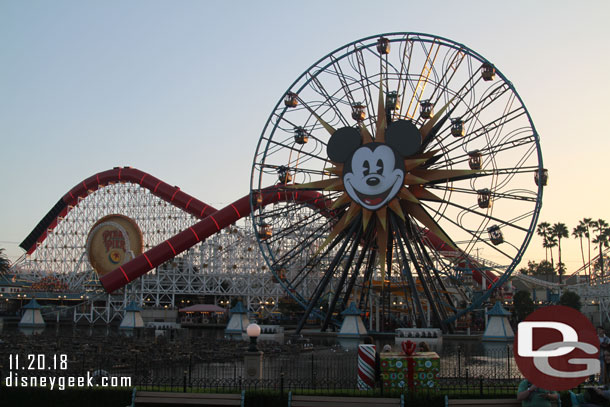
[19,167,333,293]
[20,167,219,255]
[510,272,561,289]
[509,247,610,290]
[20,166,503,297]
[566,247,610,278]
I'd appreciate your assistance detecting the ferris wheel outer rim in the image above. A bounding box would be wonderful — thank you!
[249,31,544,325]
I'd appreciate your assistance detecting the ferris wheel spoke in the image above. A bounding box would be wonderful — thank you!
[418,166,530,186]
[256,166,333,183]
[306,75,352,129]
[285,217,353,291]
[426,197,529,233]
[341,225,375,312]
[396,38,415,118]
[357,248,377,313]
[261,137,330,167]
[418,200,516,261]
[411,168,481,185]
[390,214,427,326]
[466,103,524,148]
[406,220,453,325]
[351,47,378,130]
[321,225,364,331]
[263,214,325,250]
[424,83,515,149]
[437,48,469,99]
[411,224,457,313]
[265,220,329,265]
[431,133,538,171]
[397,214,446,329]
[329,56,358,109]
[271,106,335,144]
[272,114,334,151]
[294,218,361,334]
[418,102,458,155]
[427,185,537,203]
[428,105,526,162]
[271,111,309,133]
[255,205,325,236]
[402,40,440,120]
[268,221,331,274]
[419,102,464,154]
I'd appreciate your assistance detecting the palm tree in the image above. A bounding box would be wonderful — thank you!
[551,223,569,284]
[592,219,610,277]
[0,248,10,274]
[580,218,593,276]
[545,234,557,269]
[537,222,551,262]
[572,224,588,279]
[592,232,609,277]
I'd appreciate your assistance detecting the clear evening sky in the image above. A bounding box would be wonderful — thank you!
[1,1,609,273]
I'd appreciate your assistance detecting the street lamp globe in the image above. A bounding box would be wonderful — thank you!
[246,323,261,352]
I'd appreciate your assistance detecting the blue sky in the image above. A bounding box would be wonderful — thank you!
[1,0,609,271]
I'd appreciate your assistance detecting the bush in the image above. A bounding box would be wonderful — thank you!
[513,290,535,322]
[559,291,582,311]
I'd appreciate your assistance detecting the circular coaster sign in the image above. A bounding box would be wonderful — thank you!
[86,214,143,277]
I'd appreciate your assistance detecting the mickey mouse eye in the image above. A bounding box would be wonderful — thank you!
[376,159,384,173]
[363,160,370,176]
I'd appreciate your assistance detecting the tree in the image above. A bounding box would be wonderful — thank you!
[592,219,610,277]
[536,260,555,275]
[593,255,610,276]
[545,234,557,268]
[513,290,535,322]
[518,260,554,276]
[537,222,552,262]
[551,223,569,284]
[572,223,588,279]
[580,218,594,277]
[518,263,532,275]
[559,291,582,311]
[0,248,10,274]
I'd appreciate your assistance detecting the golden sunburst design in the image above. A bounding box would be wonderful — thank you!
[290,80,480,283]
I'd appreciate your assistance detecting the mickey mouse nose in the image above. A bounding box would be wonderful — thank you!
[366,177,380,186]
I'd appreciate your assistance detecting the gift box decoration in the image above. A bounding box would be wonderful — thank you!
[380,351,440,390]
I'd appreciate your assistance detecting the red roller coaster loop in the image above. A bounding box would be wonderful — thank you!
[21,166,497,295]
[20,167,218,255]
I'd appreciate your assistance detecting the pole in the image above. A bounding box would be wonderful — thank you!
[369,296,373,331]
[375,296,380,332]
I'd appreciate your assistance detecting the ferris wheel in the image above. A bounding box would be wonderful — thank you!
[250,33,545,332]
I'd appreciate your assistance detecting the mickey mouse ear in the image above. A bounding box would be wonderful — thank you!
[327,127,362,163]
[385,119,422,157]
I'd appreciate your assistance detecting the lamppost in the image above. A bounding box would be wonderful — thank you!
[246,323,261,352]
[244,323,263,380]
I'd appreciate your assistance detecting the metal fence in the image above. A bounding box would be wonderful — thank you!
[132,346,522,384]
[0,346,527,395]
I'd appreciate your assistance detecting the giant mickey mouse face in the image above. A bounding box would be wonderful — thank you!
[327,120,422,211]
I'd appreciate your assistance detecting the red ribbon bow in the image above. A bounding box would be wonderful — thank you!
[401,340,417,356]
